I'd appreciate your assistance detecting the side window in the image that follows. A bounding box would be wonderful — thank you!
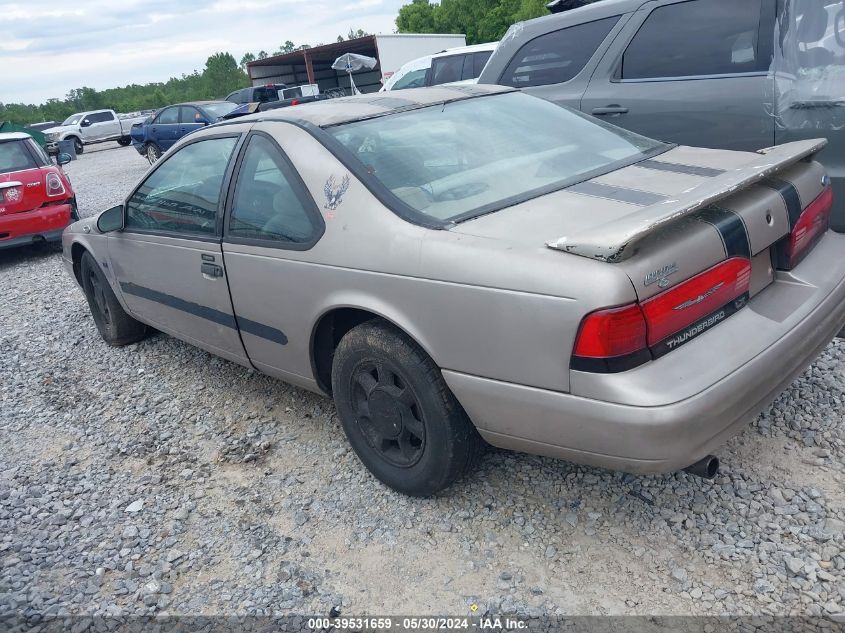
[473,50,493,77]
[430,55,466,86]
[228,135,320,245]
[622,0,765,79]
[155,108,179,125]
[500,16,619,87]
[461,55,476,80]
[180,106,202,123]
[125,137,237,236]
[391,68,428,90]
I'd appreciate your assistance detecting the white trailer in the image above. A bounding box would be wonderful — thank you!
[247,33,467,95]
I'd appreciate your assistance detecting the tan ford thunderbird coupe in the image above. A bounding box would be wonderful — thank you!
[63,85,845,495]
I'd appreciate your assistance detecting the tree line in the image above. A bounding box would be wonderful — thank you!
[2,0,551,126]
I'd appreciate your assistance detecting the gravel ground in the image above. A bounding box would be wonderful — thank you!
[1,145,845,621]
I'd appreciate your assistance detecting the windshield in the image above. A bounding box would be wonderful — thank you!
[203,102,239,118]
[61,115,82,126]
[327,92,667,223]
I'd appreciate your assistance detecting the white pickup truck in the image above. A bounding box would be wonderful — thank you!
[43,109,147,155]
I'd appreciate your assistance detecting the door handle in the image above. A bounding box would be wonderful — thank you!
[201,262,223,279]
[592,105,629,115]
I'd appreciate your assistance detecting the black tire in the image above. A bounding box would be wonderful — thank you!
[145,143,161,165]
[331,319,483,497]
[70,137,84,155]
[80,251,147,346]
[117,137,132,147]
[70,197,79,221]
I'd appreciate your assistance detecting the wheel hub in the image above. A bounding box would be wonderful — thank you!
[350,362,426,468]
[367,389,403,439]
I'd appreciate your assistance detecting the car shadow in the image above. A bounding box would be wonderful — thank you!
[0,243,61,273]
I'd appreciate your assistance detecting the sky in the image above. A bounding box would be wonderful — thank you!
[1,0,407,105]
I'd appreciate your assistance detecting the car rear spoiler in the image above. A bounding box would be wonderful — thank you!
[546,139,828,262]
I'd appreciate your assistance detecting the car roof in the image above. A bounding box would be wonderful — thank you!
[0,132,32,141]
[434,41,499,58]
[174,100,229,107]
[231,84,514,128]
[515,0,641,30]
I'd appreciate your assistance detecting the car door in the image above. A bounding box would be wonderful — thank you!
[221,131,325,383]
[83,112,113,141]
[428,54,468,86]
[581,0,776,151]
[95,111,119,140]
[179,106,207,141]
[107,132,250,365]
[79,114,99,143]
[774,0,845,231]
[150,107,180,150]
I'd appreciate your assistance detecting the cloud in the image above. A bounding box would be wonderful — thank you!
[2,0,405,104]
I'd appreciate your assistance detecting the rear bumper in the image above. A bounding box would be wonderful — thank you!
[444,233,845,474]
[0,204,72,250]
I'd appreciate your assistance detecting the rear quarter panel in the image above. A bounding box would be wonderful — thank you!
[222,122,636,393]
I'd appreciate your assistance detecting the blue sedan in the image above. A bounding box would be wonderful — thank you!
[130,101,238,164]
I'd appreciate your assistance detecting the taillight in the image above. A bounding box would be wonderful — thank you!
[571,304,649,372]
[641,257,751,348]
[45,171,66,197]
[572,257,751,373]
[776,185,832,270]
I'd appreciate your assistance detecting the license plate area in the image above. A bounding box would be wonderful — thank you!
[749,248,775,298]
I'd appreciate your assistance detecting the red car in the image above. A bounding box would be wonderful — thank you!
[0,132,77,250]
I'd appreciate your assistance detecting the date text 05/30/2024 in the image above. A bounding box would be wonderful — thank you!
[306,616,528,630]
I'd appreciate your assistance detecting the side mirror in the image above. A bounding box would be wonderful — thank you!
[97,204,124,233]
[56,152,72,166]
[81,119,91,127]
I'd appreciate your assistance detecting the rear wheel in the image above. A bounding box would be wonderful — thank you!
[145,143,161,165]
[117,137,131,147]
[331,320,483,497]
[80,251,146,346]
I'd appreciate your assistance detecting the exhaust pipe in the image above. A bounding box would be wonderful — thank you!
[684,455,719,479]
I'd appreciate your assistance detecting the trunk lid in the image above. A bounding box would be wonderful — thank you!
[452,139,828,302]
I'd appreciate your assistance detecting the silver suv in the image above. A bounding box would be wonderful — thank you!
[479,0,845,230]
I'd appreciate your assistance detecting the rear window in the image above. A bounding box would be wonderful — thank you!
[500,17,619,87]
[0,141,37,174]
[327,92,666,223]
[203,102,239,118]
[253,87,279,103]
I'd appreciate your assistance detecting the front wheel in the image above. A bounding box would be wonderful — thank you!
[80,251,147,346]
[145,143,161,165]
[331,320,483,497]
[117,137,132,147]
[71,137,84,155]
